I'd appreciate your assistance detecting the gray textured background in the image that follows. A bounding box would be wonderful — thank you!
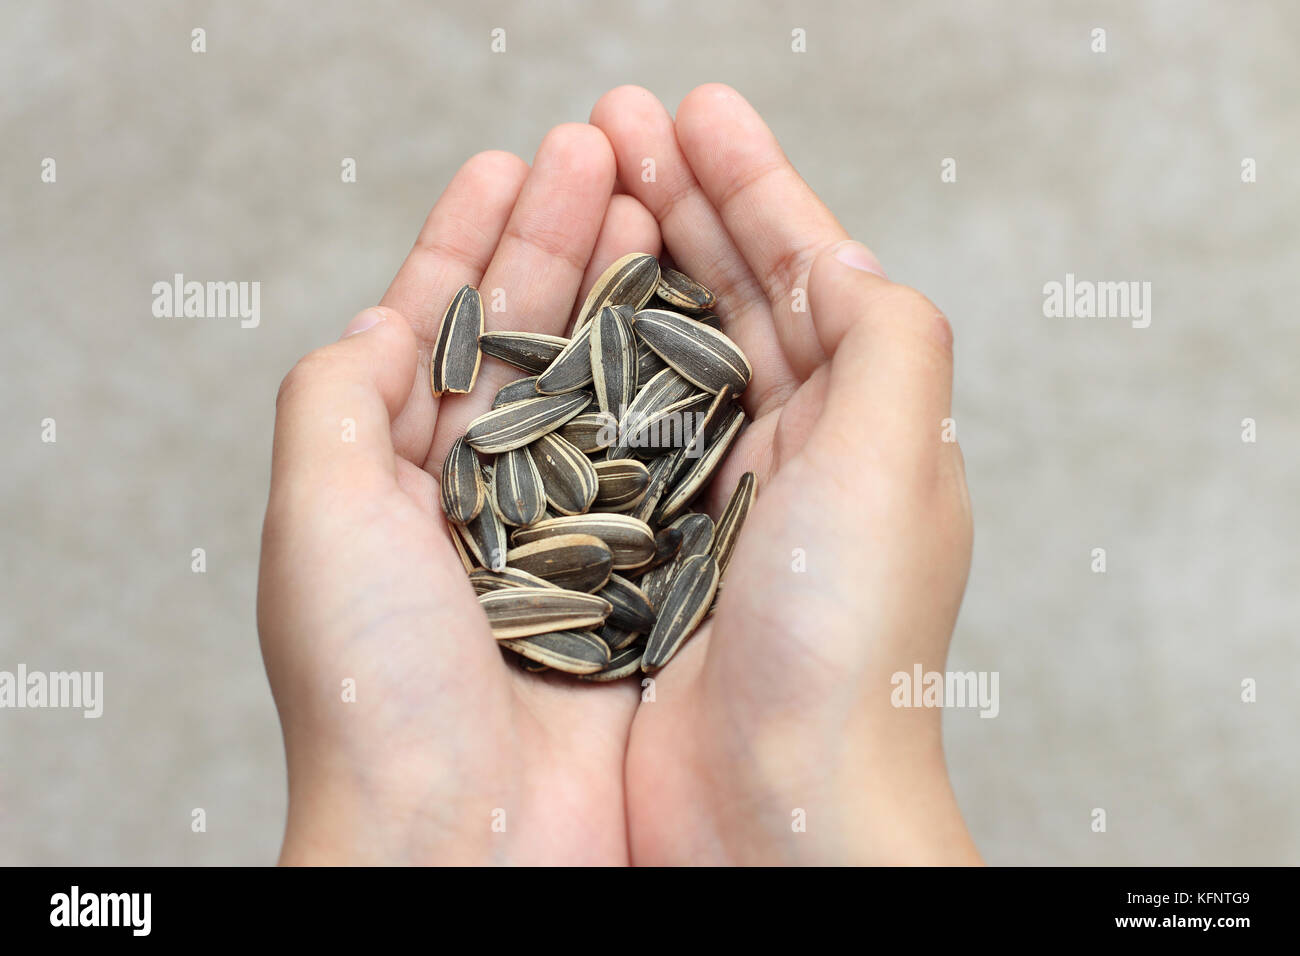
[2,0,1297,865]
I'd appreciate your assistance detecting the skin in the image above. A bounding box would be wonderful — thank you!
[258,84,981,865]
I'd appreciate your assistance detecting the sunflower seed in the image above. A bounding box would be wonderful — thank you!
[469,566,558,594]
[597,622,642,652]
[628,452,681,524]
[536,321,595,394]
[511,514,656,570]
[577,645,644,682]
[530,432,598,515]
[492,446,547,527]
[598,573,658,631]
[491,376,542,409]
[655,267,716,313]
[697,313,723,331]
[440,435,484,523]
[510,649,551,673]
[455,487,508,571]
[592,458,650,511]
[642,554,719,673]
[479,587,611,639]
[636,339,668,385]
[633,309,751,395]
[644,525,684,573]
[665,385,735,486]
[573,253,660,332]
[711,471,756,576]
[641,512,714,608]
[465,392,591,454]
[431,285,484,394]
[449,522,477,574]
[559,410,619,453]
[590,306,637,417]
[505,533,613,592]
[502,630,610,675]
[656,407,745,523]
[478,331,569,374]
[628,391,712,451]
[610,367,696,458]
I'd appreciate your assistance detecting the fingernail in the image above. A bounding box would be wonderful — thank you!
[832,240,887,278]
[342,308,385,338]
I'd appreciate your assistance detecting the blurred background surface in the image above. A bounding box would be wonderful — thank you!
[2,0,1297,864]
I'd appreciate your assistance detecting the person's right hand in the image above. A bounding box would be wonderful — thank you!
[590,85,982,864]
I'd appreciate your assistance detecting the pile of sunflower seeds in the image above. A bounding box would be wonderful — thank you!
[432,253,756,680]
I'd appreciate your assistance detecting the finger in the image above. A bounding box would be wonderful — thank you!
[425,123,617,472]
[674,84,881,383]
[803,245,954,474]
[590,85,799,420]
[380,150,530,466]
[567,193,662,328]
[270,307,419,504]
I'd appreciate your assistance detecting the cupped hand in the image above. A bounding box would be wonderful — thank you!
[258,124,660,864]
[589,85,981,864]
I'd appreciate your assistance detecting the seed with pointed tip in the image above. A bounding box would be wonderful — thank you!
[598,573,658,631]
[465,392,591,454]
[505,533,613,592]
[469,566,558,594]
[642,554,719,673]
[530,432,598,515]
[711,471,756,576]
[478,331,569,374]
[502,630,611,675]
[597,622,642,652]
[655,267,716,313]
[440,436,484,523]
[641,512,713,609]
[479,587,611,639]
[454,485,508,571]
[559,410,619,453]
[633,308,751,395]
[592,458,651,511]
[536,322,595,394]
[572,253,660,332]
[511,514,656,570]
[493,446,547,527]
[590,305,637,417]
[431,285,484,394]
[656,407,744,523]
[491,376,542,409]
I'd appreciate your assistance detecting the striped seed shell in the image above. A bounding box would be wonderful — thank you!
[633,308,751,395]
[629,452,681,524]
[666,385,735,486]
[511,514,656,570]
[559,410,619,454]
[469,566,558,594]
[530,431,599,515]
[572,253,660,331]
[711,471,756,576]
[636,339,668,384]
[597,622,642,652]
[590,305,637,417]
[431,285,484,394]
[698,313,723,330]
[440,435,484,523]
[598,573,657,632]
[656,407,744,523]
[502,630,611,675]
[465,392,591,454]
[644,525,684,573]
[641,512,714,608]
[592,458,651,511]
[655,267,716,313]
[536,321,595,394]
[505,533,613,592]
[641,554,719,673]
[627,391,712,452]
[491,376,542,409]
[455,485,508,571]
[577,645,644,682]
[492,446,548,527]
[449,522,477,574]
[479,587,611,639]
[610,367,696,458]
[478,331,569,374]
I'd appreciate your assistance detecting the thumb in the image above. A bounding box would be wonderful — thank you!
[806,242,955,469]
[269,307,419,499]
